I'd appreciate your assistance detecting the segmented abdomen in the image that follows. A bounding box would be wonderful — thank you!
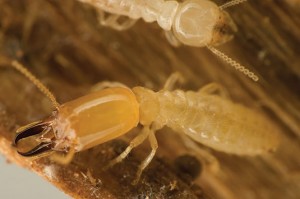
[156,90,279,155]
[78,0,163,22]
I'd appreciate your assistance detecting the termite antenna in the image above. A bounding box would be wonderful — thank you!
[219,0,247,10]
[206,46,259,82]
[11,61,60,110]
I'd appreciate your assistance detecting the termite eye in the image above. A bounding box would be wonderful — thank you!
[14,120,53,156]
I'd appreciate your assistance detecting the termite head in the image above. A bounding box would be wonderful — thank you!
[172,0,237,47]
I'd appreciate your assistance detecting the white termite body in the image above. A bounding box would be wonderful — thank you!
[78,0,238,47]
[78,0,259,82]
[133,86,280,155]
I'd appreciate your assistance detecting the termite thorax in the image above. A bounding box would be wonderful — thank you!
[140,1,179,31]
[156,1,179,30]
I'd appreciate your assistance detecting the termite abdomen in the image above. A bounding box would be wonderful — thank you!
[154,90,279,155]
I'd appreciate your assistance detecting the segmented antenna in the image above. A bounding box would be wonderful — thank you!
[220,0,247,10]
[206,46,259,82]
[11,61,60,109]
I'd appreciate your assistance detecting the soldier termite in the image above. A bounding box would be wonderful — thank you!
[77,0,258,81]
[11,61,279,184]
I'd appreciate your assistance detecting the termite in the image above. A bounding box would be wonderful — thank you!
[78,0,258,81]
[11,61,279,184]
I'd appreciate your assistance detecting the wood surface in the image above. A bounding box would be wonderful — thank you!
[0,0,299,198]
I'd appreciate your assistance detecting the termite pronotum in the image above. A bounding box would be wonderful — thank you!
[11,61,279,184]
[78,0,259,81]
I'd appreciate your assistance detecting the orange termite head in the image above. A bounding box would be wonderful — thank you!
[10,61,140,158]
[13,87,140,157]
[14,117,56,157]
[172,0,237,47]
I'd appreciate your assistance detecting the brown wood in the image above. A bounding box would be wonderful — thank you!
[0,0,299,198]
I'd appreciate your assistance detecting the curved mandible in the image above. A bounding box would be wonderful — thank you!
[14,120,54,156]
[14,121,47,145]
[17,142,53,157]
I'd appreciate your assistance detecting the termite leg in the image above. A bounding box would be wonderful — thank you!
[97,10,137,31]
[90,81,128,92]
[132,129,158,185]
[103,126,150,170]
[163,72,185,91]
[50,146,76,165]
[198,83,229,99]
[164,31,181,47]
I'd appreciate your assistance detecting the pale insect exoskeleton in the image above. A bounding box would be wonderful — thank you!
[78,0,258,81]
[12,61,279,184]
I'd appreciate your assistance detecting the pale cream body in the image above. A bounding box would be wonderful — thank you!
[78,0,234,47]
[133,87,280,155]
